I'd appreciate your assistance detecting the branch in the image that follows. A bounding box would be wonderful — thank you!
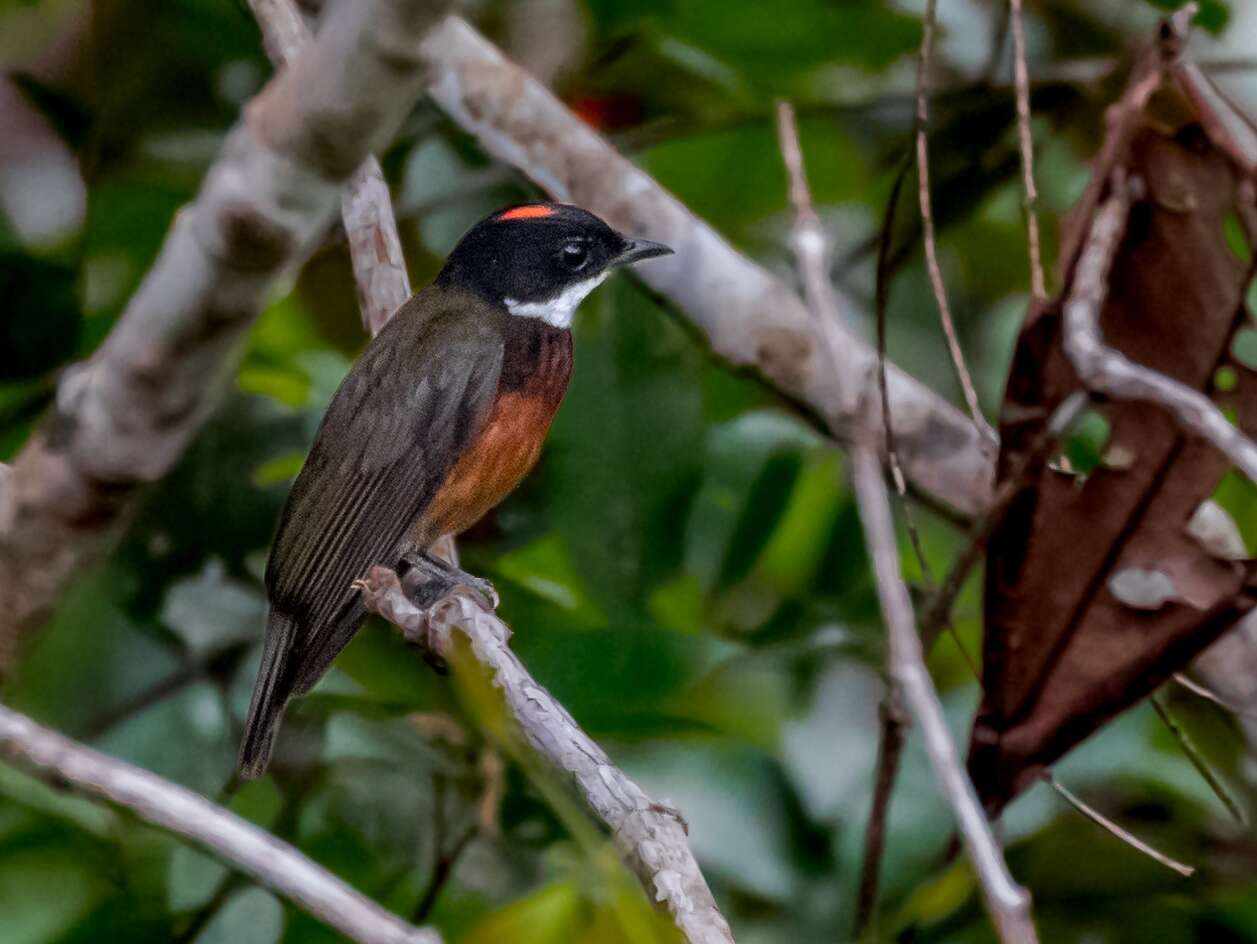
[247,0,412,336]
[850,436,1038,944]
[416,16,994,518]
[0,705,439,944]
[1062,172,1257,487]
[354,568,736,944]
[913,0,993,439]
[1009,0,1047,300]
[0,0,446,670]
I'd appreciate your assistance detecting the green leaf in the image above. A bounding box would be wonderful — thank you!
[193,889,283,944]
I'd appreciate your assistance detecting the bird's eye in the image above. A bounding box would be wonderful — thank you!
[560,242,589,271]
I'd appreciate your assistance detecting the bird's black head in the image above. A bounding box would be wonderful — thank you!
[436,203,673,328]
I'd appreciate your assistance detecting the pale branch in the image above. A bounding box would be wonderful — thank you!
[416,16,994,518]
[354,567,736,944]
[1041,774,1195,878]
[1009,0,1047,300]
[776,104,925,935]
[247,0,413,336]
[850,436,1038,944]
[0,705,440,944]
[1062,172,1257,488]
[913,0,993,440]
[0,0,446,670]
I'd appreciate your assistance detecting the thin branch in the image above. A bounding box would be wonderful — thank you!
[853,691,907,938]
[0,705,440,944]
[247,0,412,336]
[913,0,994,440]
[353,568,736,944]
[417,16,994,517]
[850,436,1038,944]
[0,0,447,671]
[1150,694,1247,826]
[1062,171,1257,488]
[1009,0,1048,300]
[1042,773,1195,878]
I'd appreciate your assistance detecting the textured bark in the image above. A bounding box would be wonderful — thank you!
[0,705,440,944]
[0,0,446,669]
[355,568,736,944]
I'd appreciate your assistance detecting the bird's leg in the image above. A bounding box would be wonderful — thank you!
[397,549,499,611]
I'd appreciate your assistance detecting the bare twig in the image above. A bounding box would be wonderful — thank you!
[1042,773,1195,877]
[354,568,735,944]
[417,16,994,517]
[1009,0,1047,300]
[850,438,1037,944]
[1062,172,1257,488]
[247,0,412,336]
[0,0,446,670]
[913,0,994,440]
[853,691,907,938]
[0,705,440,944]
[1150,694,1246,826]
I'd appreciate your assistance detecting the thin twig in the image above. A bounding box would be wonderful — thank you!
[850,437,1038,944]
[852,691,907,939]
[1150,694,1247,825]
[1173,672,1257,717]
[1009,0,1047,300]
[1042,773,1196,878]
[0,705,440,944]
[354,568,735,944]
[913,0,994,440]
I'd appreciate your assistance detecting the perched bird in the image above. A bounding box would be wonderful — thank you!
[238,203,672,777]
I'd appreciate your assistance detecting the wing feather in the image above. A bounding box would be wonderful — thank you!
[264,290,504,682]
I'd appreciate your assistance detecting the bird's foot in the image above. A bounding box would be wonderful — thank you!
[647,800,690,835]
[398,551,499,612]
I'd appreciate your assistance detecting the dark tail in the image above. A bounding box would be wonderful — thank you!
[238,609,297,779]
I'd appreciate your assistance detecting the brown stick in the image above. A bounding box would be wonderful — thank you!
[1042,774,1195,877]
[1009,0,1048,300]
[913,0,994,441]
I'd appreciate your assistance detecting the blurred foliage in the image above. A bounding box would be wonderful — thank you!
[2,1,1256,943]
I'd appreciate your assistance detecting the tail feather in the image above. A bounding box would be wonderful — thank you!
[238,610,296,779]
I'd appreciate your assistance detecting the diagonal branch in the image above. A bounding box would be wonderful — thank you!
[1009,0,1048,300]
[913,0,994,439]
[416,16,994,518]
[354,568,736,944]
[0,705,440,944]
[0,0,447,670]
[849,434,1038,944]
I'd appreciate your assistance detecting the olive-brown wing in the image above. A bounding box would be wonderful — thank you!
[264,290,504,677]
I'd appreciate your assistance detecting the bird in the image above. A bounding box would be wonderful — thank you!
[238,203,673,778]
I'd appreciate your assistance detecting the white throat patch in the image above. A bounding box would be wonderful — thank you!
[504,271,610,329]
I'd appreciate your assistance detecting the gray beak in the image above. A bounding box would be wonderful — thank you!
[615,238,674,266]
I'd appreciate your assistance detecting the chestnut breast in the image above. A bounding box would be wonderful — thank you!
[418,317,573,543]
